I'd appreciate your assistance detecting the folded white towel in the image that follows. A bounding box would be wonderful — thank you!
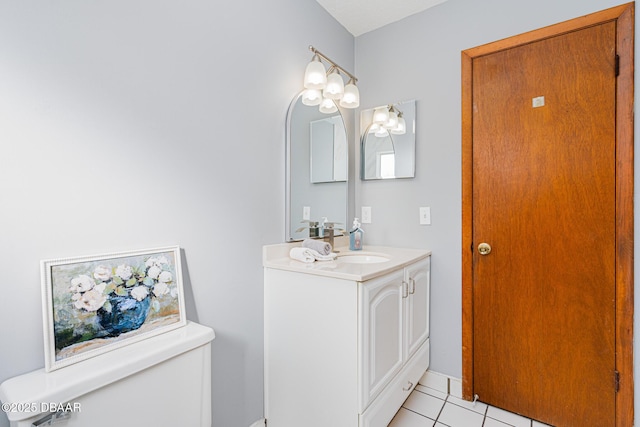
[290,247,316,263]
[313,251,337,261]
[289,247,338,263]
[302,238,332,255]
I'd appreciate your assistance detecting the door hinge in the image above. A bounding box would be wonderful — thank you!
[615,54,620,77]
[614,370,620,392]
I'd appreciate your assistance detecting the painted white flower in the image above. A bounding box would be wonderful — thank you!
[155,256,169,266]
[73,288,107,312]
[158,271,173,283]
[146,256,169,268]
[115,264,133,280]
[130,285,149,301]
[170,287,178,298]
[147,265,162,280]
[94,282,107,294]
[69,275,95,293]
[93,265,112,282]
[153,281,169,297]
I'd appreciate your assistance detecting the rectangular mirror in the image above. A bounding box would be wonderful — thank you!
[360,100,416,180]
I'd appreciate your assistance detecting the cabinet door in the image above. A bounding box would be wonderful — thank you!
[358,269,405,412]
[405,257,430,359]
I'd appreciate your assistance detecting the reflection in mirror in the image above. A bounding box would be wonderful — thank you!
[360,100,416,180]
[310,116,347,183]
[286,92,348,241]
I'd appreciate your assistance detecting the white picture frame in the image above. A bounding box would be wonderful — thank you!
[41,246,186,372]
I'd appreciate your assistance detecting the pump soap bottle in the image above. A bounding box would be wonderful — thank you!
[349,218,364,251]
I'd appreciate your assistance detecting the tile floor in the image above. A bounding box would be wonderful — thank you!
[389,385,553,427]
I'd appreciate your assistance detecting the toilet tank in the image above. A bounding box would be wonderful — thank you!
[0,321,214,427]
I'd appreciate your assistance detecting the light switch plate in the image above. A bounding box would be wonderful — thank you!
[361,206,372,224]
[419,207,431,225]
[302,206,311,221]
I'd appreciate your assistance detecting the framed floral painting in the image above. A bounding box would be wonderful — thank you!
[41,246,186,372]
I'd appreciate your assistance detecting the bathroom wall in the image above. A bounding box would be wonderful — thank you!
[354,0,639,422]
[0,1,353,426]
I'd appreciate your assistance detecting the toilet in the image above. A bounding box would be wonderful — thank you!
[0,321,214,427]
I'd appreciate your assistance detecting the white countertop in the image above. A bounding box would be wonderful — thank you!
[263,236,431,281]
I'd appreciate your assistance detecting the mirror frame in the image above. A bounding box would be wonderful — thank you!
[285,92,350,242]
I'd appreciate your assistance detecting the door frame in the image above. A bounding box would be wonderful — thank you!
[461,3,634,426]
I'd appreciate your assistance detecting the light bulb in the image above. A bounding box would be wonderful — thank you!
[303,54,327,90]
[301,89,322,106]
[340,79,359,108]
[384,107,398,129]
[373,106,389,125]
[319,98,338,114]
[391,113,406,135]
[323,68,344,100]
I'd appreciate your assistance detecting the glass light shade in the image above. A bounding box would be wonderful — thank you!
[304,55,327,90]
[368,123,380,134]
[340,80,360,108]
[323,68,344,100]
[375,127,389,137]
[391,115,406,135]
[301,89,322,106]
[373,107,390,125]
[319,98,338,114]
[384,110,398,129]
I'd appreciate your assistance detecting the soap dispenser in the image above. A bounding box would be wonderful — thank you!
[349,218,364,251]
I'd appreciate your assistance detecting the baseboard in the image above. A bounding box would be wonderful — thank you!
[249,418,265,427]
[418,370,463,399]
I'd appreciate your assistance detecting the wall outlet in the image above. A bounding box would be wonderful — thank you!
[303,206,311,221]
[419,207,431,225]
[361,206,372,224]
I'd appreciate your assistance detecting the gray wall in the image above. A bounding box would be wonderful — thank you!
[355,0,639,421]
[1,0,638,426]
[0,1,353,426]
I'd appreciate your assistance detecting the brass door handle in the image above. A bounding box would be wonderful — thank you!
[478,243,492,255]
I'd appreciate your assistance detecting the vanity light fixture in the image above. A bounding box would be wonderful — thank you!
[391,111,406,135]
[373,106,389,125]
[303,54,327,89]
[302,45,359,113]
[370,104,406,136]
[319,97,338,114]
[383,106,399,129]
[301,88,322,106]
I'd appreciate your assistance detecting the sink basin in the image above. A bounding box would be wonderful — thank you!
[337,254,390,264]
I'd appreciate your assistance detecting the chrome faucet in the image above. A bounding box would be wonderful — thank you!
[323,224,336,249]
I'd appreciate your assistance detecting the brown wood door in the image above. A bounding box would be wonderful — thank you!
[471,22,617,427]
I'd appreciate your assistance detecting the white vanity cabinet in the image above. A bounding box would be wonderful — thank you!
[263,242,430,427]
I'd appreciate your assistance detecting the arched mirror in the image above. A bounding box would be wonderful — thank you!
[286,92,348,241]
[361,100,416,180]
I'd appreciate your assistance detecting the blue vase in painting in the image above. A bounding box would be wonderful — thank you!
[98,295,151,337]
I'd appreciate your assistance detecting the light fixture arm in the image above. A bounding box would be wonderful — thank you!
[309,45,358,83]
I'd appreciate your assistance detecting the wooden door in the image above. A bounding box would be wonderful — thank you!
[461,4,634,427]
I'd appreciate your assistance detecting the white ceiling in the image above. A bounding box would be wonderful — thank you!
[315,0,450,37]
